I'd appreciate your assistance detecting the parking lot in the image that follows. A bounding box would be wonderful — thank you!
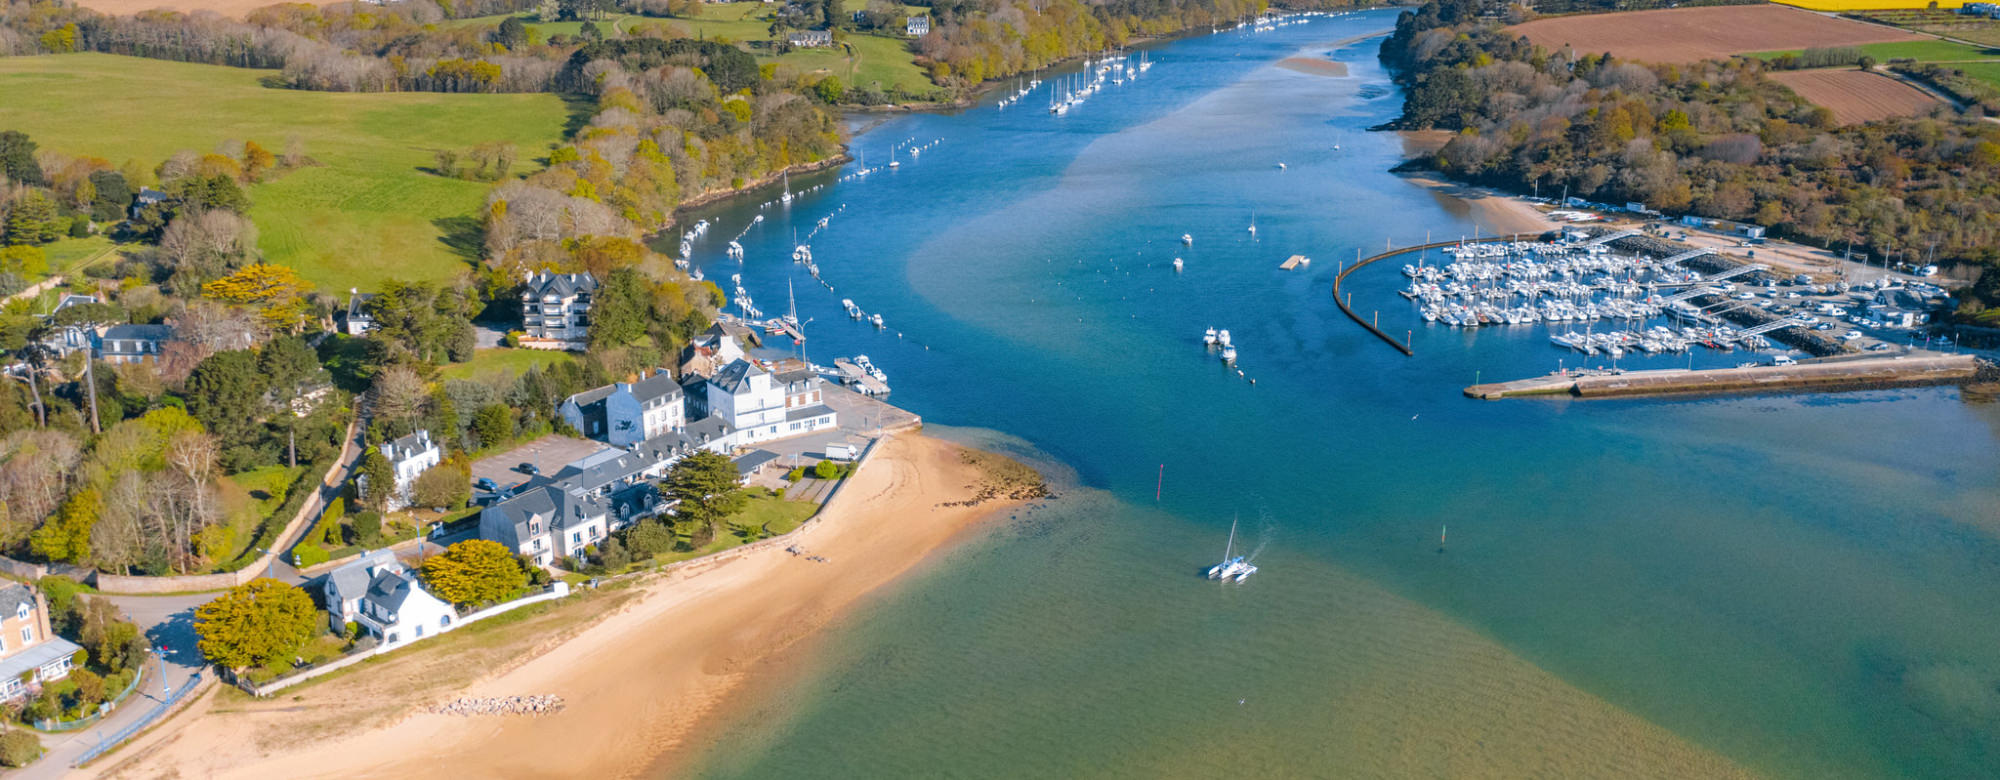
[470,434,609,491]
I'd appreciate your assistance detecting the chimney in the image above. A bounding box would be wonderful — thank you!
[32,589,52,650]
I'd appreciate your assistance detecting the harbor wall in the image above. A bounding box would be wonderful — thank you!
[1334,236,1518,356]
[1466,354,1986,400]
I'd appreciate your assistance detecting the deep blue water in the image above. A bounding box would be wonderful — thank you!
[659,13,2000,777]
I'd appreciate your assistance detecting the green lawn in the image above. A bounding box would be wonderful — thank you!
[1753,39,2000,63]
[210,464,306,571]
[0,53,569,293]
[452,3,941,96]
[439,347,578,382]
[620,491,817,571]
[40,235,118,277]
[1945,60,2000,88]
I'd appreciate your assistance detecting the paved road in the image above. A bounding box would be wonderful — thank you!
[14,593,213,778]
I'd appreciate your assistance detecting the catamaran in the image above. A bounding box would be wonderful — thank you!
[1206,517,1257,582]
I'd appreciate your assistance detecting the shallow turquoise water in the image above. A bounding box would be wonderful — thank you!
[663,13,2000,777]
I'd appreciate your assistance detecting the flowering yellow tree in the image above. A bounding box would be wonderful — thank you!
[201,263,313,333]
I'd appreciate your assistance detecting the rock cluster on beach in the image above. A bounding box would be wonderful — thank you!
[428,695,565,717]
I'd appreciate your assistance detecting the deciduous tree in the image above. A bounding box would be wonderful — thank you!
[419,539,528,606]
[193,578,316,670]
[201,264,313,334]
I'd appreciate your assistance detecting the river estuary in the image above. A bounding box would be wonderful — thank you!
[660,11,2000,777]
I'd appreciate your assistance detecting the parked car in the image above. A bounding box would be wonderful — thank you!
[517,462,540,475]
[475,477,499,492]
[1843,330,1863,340]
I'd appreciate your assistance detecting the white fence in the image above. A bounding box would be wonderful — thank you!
[239,583,572,698]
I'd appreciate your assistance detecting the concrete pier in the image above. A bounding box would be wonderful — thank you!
[1465,354,1985,400]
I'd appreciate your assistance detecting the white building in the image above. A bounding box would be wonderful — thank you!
[341,291,376,336]
[322,549,399,624]
[559,369,685,446]
[355,566,457,646]
[520,272,598,348]
[379,430,442,511]
[478,441,683,566]
[906,15,930,36]
[688,359,837,450]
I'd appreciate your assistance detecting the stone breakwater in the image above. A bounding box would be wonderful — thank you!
[429,695,566,716]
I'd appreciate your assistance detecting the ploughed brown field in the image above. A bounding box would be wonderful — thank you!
[1507,5,1921,63]
[1770,68,1943,123]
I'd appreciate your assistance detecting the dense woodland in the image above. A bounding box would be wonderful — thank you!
[1384,0,2000,322]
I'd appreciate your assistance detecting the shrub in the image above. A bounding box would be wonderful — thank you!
[344,621,360,640]
[503,330,523,348]
[353,511,383,545]
[784,466,805,482]
[292,543,329,568]
[624,520,673,558]
[0,729,41,767]
[813,460,838,480]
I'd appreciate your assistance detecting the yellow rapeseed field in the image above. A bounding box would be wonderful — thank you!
[1774,0,1965,10]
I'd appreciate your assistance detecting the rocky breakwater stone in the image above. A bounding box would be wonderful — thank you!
[428,695,566,716]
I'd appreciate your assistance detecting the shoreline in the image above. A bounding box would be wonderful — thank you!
[99,432,1038,779]
[1392,130,1559,237]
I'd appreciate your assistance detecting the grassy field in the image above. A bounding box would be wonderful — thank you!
[211,464,305,571]
[1753,39,1999,61]
[0,54,569,293]
[439,347,578,383]
[452,3,941,96]
[41,235,118,276]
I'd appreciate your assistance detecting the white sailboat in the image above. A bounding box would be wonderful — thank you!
[1205,517,1257,582]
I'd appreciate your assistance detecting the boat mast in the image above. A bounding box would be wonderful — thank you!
[1224,515,1237,560]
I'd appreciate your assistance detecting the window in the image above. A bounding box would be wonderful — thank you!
[387,632,399,644]
[13,603,25,621]
[441,615,452,628]
[415,624,425,638]
[19,626,29,645]
[571,531,581,545]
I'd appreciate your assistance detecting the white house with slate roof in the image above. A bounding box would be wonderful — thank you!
[560,369,685,446]
[323,549,399,624]
[356,566,456,646]
[520,271,598,348]
[378,430,441,511]
[94,324,172,364]
[689,359,837,449]
[0,583,80,701]
[479,442,681,565]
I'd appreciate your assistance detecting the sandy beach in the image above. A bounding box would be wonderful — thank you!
[1392,130,1557,237]
[100,433,1032,780]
